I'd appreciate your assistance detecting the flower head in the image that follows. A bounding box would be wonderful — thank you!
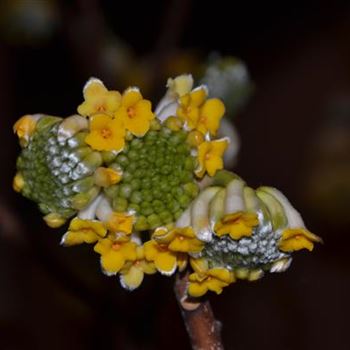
[94,167,122,187]
[78,78,121,117]
[85,113,125,151]
[114,87,154,137]
[94,234,137,275]
[195,138,229,177]
[61,217,107,246]
[119,246,156,290]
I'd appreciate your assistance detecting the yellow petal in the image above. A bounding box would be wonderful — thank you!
[197,98,225,135]
[94,238,113,255]
[122,88,142,107]
[120,265,144,290]
[83,78,108,98]
[144,240,160,260]
[100,250,125,275]
[190,86,208,107]
[188,280,208,297]
[154,251,177,275]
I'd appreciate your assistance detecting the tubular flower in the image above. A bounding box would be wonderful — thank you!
[177,86,208,130]
[188,267,235,297]
[13,114,41,145]
[195,138,229,178]
[94,234,137,275]
[77,78,121,117]
[214,212,259,240]
[114,87,155,137]
[61,217,107,246]
[143,229,190,276]
[153,227,205,254]
[177,86,225,136]
[278,228,322,252]
[85,113,125,151]
[119,246,157,290]
[13,73,320,296]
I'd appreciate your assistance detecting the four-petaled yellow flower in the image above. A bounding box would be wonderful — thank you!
[188,266,235,297]
[177,86,225,136]
[85,113,125,151]
[114,87,155,137]
[106,212,134,235]
[153,227,205,253]
[119,246,157,291]
[78,78,121,117]
[61,217,107,246]
[278,228,322,252]
[94,234,137,275]
[214,211,259,240]
[195,138,229,178]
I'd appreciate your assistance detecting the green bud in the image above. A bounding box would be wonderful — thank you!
[112,196,128,212]
[119,184,132,199]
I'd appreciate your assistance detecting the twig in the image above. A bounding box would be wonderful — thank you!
[174,272,224,350]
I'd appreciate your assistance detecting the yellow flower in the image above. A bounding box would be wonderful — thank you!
[177,86,225,136]
[177,86,208,130]
[195,138,229,178]
[214,211,259,240]
[13,115,38,144]
[85,113,125,151]
[278,228,322,252]
[94,167,122,187]
[143,237,185,276]
[188,267,235,297]
[94,235,137,275]
[114,87,154,137]
[106,212,134,235]
[196,98,225,136]
[61,217,107,246]
[119,246,156,290]
[78,78,121,117]
[153,227,205,254]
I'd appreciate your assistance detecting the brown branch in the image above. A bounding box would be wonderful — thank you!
[174,272,224,350]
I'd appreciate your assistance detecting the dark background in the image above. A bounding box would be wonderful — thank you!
[0,1,349,349]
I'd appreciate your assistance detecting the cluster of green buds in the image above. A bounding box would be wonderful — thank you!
[13,74,321,295]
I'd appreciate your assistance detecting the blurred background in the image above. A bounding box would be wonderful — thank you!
[0,0,349,349]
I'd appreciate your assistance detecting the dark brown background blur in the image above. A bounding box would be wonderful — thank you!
[0,1,349,349]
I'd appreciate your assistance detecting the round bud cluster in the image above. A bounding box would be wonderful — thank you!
[104,126,199,231]
[17,116,101,219]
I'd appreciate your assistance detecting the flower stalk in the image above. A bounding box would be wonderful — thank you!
[174,272,224,350]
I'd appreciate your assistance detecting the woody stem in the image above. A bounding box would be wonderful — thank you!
[174,271,224,350]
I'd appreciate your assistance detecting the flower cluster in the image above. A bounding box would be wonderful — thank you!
[13,75,320,295]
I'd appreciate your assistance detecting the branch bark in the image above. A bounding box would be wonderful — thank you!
[174,272,224,350]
